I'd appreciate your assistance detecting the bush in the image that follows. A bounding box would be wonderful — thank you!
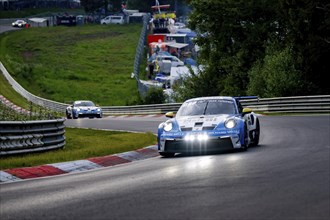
[248,47,306,97]
[143,87,167,104]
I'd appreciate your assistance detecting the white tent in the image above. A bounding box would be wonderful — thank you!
[170,66,198,86]
[28,18,48,27]
[165,42,189,49]
[28,18,47,23]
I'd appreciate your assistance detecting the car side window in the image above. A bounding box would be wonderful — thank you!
[236,101,243,113]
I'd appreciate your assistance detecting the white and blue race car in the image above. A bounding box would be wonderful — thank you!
[157,96,260,157]
[66,100,103,119]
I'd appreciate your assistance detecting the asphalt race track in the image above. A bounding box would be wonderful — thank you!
[1,115,329,220]
[65,114,165,133]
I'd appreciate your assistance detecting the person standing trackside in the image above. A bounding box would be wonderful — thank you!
[154,60,159,74]
[148,61,155,79]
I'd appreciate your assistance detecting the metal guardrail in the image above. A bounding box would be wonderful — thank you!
[102,103,181,115]
[133,13,150,97]
[101,95,330,114]
[0,62,68,113]
[0,119,65,155]
[1,62,329,115]
[133,13,149,80]
[240,95,330,113]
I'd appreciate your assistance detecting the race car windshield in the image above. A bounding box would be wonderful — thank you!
[177,99,237,117]
[74,101,95,107]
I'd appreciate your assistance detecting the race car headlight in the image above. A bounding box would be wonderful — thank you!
[197,133,209,141]
[163,121,173,132]
[76,108,81,112]
[184,133,208,141]
[184,135,195,141]
[225,119,237,129]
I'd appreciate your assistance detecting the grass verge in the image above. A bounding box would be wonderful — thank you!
[0,127,157,170]
[1,73,64,120]
[0,24,142,106]
[0,72,32,110]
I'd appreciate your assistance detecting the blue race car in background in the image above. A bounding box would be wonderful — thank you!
[157,96,260,157]
[66,100,102,119]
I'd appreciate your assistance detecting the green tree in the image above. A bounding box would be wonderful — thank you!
[172,66,217,102]
[277,0,330,94]
[248,46,306,97]
[80,0,103,13]
[125,0,154,12]
[186,0,282,97]
[181,0,329,99]
[80,0,122,13]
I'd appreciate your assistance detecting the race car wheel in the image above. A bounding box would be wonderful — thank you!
[66,110,72,119]
[240,123,249,151]
[159,152,175,157]
[250,119,260,146]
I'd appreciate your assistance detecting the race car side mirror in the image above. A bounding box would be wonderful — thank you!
[242,108,252,115]
[165,112,174,118]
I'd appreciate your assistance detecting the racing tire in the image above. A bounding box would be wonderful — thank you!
[66,111,72,119]
[159,152,175,157]
[240,123,249,151]
[250,119,260,147]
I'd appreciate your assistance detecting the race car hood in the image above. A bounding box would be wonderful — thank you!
[176,115,232,131]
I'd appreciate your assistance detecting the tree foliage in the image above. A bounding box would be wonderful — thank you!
[80,0,122,13]
[143,87,167,104]
[177,0,329,99]
[247,46,306,97]
[80,0,103,13]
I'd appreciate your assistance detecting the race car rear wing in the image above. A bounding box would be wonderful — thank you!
[234,96,259,102]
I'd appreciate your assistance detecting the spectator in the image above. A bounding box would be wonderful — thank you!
[148,61,155,79]
[154,60,159,73]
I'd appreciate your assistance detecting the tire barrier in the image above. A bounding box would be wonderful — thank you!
[0,119,65,155]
